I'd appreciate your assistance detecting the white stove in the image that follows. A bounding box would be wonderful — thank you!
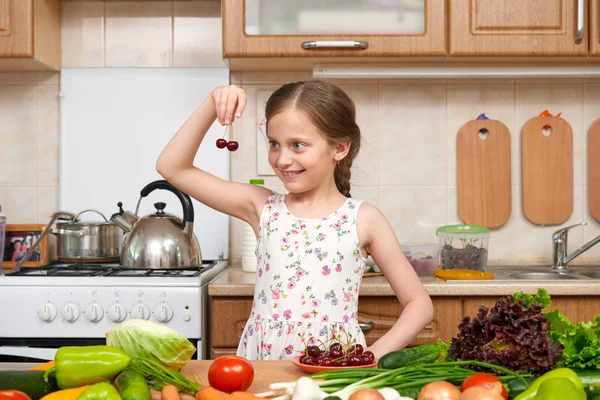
[0,260,228,362]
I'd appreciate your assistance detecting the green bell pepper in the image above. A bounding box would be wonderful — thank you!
[534,377,586,400]
[514,368,585,400]
[77,382,122,400]
[45,345,131,389]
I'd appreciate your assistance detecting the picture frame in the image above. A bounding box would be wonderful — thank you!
[2,224,49,269]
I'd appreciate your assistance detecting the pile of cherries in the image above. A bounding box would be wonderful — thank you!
[299,342,375,367]
[216,125,239,151]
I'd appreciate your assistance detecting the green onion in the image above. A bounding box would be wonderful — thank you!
[128,357,201,395]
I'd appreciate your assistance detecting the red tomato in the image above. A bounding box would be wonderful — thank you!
[460,374,507,400]
[208,355,254,393]
[0,391,31,400]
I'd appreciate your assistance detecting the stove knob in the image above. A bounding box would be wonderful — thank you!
[153,303,174,323]
[107,302,127,323]
[61,302,81,322]
[38,302,58,322]
[130,303,150,320]
[84,303,104,323]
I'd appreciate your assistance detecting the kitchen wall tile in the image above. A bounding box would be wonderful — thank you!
[0,86,36,186]
[36,86,60,186]
[379,82,446,186]
[583,82,600,189]
[241,72,311,84]
[0,187,37,224]
[447,185,517,264]
[36,73,60,85]
[174,1,223,67]
[446,80,515,186]
[515,185,584,265]
[515,81,584,187]
[379,186,447,243]
[37,186,59,224]
[61,1,105,67]
[337,83,378,186]
[0,73,36,86]
[582,187,600,263]
[105,2,172,67]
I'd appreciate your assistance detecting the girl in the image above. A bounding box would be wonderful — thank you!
[156,80,434,360]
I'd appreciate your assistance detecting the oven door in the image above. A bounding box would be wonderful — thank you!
[0,338,107,362]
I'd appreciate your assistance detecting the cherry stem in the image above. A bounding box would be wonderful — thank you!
[221,124,233,139]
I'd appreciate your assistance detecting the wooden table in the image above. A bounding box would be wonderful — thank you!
[0,361,305,399]
[152,360,306,399]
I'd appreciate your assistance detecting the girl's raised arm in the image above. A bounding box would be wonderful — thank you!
[358,204,435,358]
[156,85,271,229]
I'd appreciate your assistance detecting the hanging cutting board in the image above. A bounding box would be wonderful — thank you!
[589,118,600,223]
[457,119,511,228]
[522,116,573,225]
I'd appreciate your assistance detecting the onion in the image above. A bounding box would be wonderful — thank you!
[349,388,386,400]
[459,386,505,400]
[417,381,461,400]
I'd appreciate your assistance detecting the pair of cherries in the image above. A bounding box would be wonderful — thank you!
[216,124,238,151]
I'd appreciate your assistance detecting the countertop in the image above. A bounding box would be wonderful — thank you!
[1,361,304,399]
[209,264,600,296]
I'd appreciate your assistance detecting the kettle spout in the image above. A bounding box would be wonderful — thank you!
[110,202,138,233]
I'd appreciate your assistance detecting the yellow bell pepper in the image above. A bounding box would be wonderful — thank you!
[40,385,91,400]
[29,360,56,371]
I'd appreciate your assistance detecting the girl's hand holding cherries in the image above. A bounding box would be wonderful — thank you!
[211,85,247,152]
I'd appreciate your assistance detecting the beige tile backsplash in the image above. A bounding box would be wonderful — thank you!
[1,1,600,266]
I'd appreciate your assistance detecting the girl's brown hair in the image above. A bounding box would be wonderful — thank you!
[265,80,361,198]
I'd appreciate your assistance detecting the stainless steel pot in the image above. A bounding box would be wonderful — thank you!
[52,210,121,263]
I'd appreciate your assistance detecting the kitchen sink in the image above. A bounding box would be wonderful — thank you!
[507,272,578,280]
[575,271,600,279]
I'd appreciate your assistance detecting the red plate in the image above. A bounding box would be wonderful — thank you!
[290,355,378,373]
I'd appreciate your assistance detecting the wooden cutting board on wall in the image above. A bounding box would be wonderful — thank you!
[522,116,573,225]
[589,118,600,223]
[457,119,511,228]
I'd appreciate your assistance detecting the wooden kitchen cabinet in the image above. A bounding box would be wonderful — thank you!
[0,0,60,71]
[210,296,462,358]
[591,0,600,55]
[222,0,446,71]
[449,0,589,57]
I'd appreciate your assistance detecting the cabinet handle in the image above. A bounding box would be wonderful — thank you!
[575,0,584,44]
[359,321,375,332]
[302,41,368,50]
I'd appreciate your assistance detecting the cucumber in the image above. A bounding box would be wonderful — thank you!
[114,369,151,400]
[323,397,342,400]
[507,370,600,399]
[398,387,422,398]
[0,370,59,400]
[507,377,535,398]
[377,344,441,369]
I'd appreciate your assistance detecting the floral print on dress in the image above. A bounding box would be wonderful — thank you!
[237,193,367,360]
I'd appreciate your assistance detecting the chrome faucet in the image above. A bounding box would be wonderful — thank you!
[552,222,600,270]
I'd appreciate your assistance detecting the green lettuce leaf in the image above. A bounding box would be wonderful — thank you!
[513,288,552,309]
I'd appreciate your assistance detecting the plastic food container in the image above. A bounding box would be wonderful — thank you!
[401,242,440,277]
[436,224,491,271]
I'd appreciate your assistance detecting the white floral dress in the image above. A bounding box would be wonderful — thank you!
[237,192,368,360]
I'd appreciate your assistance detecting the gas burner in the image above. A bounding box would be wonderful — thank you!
[7,260,217,277]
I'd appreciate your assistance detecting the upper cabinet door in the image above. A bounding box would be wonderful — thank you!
[0,0,33,58]
[591,0,600,55]
[223,0,446,58]
[449,0,588,56]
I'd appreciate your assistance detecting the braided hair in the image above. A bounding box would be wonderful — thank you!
[265,80,361,198]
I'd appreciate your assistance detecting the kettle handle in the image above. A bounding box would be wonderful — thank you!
[139,180,194,225]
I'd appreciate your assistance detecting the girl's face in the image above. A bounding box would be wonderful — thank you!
[267,108,345,194]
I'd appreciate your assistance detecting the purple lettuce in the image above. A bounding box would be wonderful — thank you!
[448,295,562,374]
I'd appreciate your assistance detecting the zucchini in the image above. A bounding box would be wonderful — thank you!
[377,344,441,369]
[0,370,59,400]
[114,369,150,400]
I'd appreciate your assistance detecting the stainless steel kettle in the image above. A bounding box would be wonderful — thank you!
[110,180,202,269]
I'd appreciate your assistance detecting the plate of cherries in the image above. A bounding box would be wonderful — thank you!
[291,341,377,373]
